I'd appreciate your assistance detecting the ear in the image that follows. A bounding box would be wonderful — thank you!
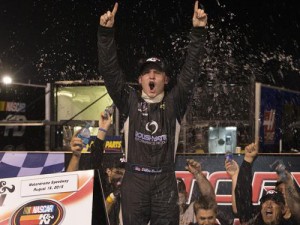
[138,75,142,84]
[164,75,169,84]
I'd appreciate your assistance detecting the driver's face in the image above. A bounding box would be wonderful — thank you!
[139,69,168,98]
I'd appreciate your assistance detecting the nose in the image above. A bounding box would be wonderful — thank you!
[203,220,209,225]
[149,71,156,79]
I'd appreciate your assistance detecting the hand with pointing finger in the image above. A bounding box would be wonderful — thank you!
[186,159,202,176]
[99,3,118,28]
[244,142,258,163]
[193,1,207,27]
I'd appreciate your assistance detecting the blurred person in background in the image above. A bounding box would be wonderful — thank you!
[235,143,294,225]
[191,196,219,225]
[186,159,231,225]
[67,111,111,172]
[68,111,124,225]
[177,177,196,225]
[102,162,124,225]
[275,172,300,224]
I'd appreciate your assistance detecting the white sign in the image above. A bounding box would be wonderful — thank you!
[0,170,94,225]
[21,174,78,196]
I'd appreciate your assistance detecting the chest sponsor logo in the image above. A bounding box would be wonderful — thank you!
[146,121,158,134]
[135,120,167,145]
[135,131,167,145]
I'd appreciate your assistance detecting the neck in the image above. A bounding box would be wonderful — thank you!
[142,91,164,103]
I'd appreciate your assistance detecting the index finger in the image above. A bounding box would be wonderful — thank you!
[194,1,199,12]
[112,2,118,15]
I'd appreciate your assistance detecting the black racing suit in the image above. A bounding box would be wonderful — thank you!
[98,25,207,225]
[235,160,295,225]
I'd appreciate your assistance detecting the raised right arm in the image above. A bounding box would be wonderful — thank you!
[97,3,130,113]
[186,159,215,201]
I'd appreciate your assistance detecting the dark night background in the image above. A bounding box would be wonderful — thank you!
[0,0,299,87]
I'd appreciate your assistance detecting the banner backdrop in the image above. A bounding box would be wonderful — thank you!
[0,170,94,225]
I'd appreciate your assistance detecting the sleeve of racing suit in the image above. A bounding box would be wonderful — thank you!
[171,27,207,120]
[235,160,256,223]
[97,25,130,114]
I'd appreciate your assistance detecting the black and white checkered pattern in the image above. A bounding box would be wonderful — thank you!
[0,152,64,179]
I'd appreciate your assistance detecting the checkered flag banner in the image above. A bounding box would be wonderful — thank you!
[0,152,65,179]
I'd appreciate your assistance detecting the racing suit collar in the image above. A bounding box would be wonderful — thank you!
[142,91,164,103]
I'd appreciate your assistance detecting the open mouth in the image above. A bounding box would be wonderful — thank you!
[149,82,155,90]
[265,210,273,217]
